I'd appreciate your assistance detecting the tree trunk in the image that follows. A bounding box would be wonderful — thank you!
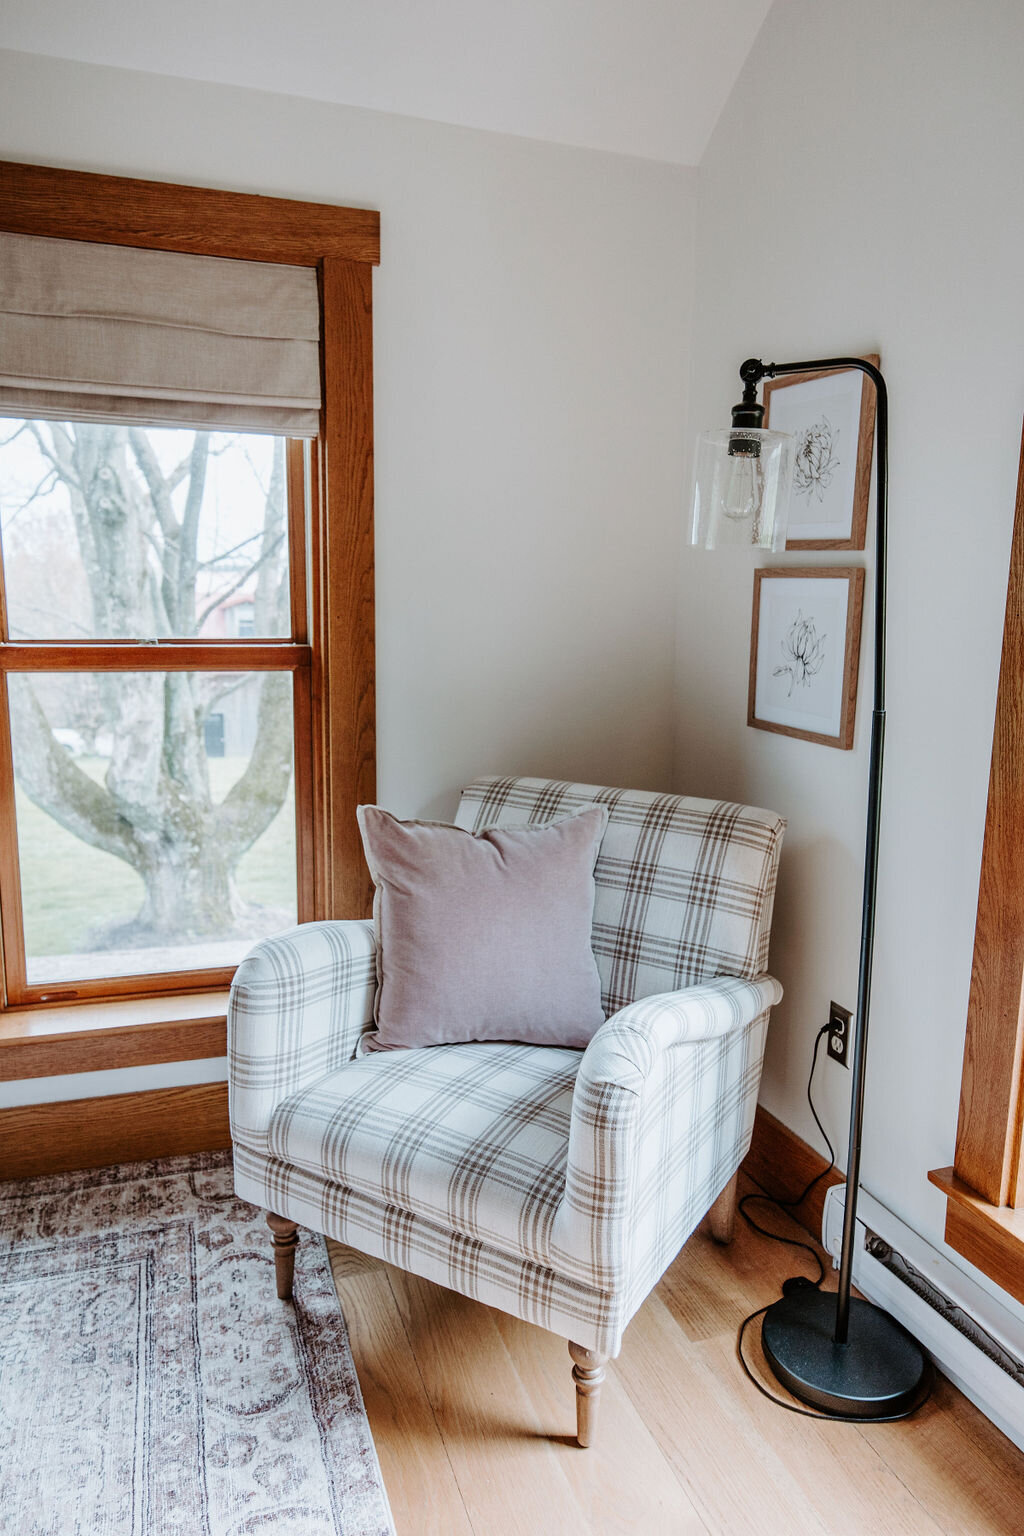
[134,836,245,939]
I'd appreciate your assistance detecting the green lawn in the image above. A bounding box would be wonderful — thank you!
[16,757,296,957]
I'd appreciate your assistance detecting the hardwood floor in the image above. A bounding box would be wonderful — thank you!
[327,1175,1024,1536]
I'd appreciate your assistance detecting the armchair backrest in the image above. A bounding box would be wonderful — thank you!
[455,776,785,1015]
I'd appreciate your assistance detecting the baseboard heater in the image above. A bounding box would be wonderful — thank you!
[821,1184,1024,1451]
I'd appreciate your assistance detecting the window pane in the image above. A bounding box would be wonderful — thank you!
[0,422,292,640]
[9,670,297,984]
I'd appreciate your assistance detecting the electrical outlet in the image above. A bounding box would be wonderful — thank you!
[827,1001,852,1068]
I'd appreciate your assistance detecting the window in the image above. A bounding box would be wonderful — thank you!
[0,159,379,1015]
[0,424,310,1001]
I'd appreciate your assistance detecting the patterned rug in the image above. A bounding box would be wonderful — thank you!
[0,1151,394,1536]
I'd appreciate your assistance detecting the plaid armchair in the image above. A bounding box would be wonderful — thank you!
[229,777,785,1446]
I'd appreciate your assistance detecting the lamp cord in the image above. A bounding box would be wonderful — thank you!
[733,1025,934,1422]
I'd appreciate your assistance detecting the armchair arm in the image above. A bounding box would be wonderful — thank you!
[552,974,782,1293]
[228,919,377,1151]
[579,975,783,1095]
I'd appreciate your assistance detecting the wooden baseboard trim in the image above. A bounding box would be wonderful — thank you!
[0,1081,230,1178]
[742,1105,845,1240]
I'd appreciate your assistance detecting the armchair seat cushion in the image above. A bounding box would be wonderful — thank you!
[266,1040,583,1268]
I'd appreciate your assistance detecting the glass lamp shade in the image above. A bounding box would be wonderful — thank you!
[691,427,794,550]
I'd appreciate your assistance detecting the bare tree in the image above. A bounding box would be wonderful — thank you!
[7,422,293,946]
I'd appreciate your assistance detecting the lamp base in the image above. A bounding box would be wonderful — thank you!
[760,1290,927,1419]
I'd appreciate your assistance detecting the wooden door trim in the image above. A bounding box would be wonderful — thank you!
[952,420,1024,1209]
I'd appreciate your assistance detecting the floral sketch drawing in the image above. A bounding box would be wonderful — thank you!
[793,415,841,502]
[773,611,827,696]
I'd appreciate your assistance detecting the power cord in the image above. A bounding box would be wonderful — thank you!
[733,1024,933,1422]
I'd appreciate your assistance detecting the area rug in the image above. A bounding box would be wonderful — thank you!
[0,1150,395,1536]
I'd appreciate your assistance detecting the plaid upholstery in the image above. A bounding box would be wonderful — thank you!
[455,776,784,1015]
[228,777,785,1358]
[567,982,779,1315]
[267,1041,580,1269]
[233,1141,620,1352]
[229,920,377,1153]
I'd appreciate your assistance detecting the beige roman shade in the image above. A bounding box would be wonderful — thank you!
[0,232,322,436]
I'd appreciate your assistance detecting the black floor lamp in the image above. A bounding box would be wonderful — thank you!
[692,355,928,1418]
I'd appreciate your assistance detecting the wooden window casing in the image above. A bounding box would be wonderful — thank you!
[929,420,1024,1302]
[0,161,378,1013]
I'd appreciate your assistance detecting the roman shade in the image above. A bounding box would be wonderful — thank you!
[0,232,322,436]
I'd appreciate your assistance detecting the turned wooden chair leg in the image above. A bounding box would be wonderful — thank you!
[266,1212,299,1299]
[708,1171,739,1245]
[568,1341,608,1448]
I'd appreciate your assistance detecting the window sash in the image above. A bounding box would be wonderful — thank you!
[0,439,315,1007]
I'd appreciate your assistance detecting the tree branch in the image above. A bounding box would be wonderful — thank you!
[176,432,210,637]
[128,427,178,541]
[28,421,80,491]
[254,439,288,635]
[215,672,293,858]
[196,533,285,632]
[8,678,141,866]
[196,530,262,570]
[1,467,58,530]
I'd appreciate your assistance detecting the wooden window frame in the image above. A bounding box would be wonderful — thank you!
[930,419,1024,1299]
[0,161,377,1031]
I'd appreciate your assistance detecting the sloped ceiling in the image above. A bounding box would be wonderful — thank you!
[0,0,772,165]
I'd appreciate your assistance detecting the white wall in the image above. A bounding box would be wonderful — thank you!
[679,0,1024,1305]
[0,48,695,1103]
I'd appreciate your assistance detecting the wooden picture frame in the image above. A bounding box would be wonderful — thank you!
[763,355,878,551]
[748,567,865,750]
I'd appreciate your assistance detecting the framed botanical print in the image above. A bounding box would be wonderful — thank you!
[749,567,865,750]
[763,355,878,550]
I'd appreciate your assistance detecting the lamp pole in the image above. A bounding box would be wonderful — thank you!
[736,356,925,1415]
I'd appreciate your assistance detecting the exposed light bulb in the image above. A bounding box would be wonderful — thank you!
[717,442,764,527]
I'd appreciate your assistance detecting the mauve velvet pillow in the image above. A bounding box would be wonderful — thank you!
[355,803,609,1051]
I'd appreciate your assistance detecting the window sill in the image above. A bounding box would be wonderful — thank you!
[0,991,229,1081]
[928,1166,1024,1307]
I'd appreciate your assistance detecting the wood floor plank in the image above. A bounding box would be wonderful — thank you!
[489,1306,708,1535]
[384,1266,595,1536]
[727,1173,831,1289]
[617,1287,829,1536]
[694,1329,947,1536]
[326,1242,474,1536]
[661,1199,949,1534]
[657,1229,758,1342]
[857,1372,1024,1536]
